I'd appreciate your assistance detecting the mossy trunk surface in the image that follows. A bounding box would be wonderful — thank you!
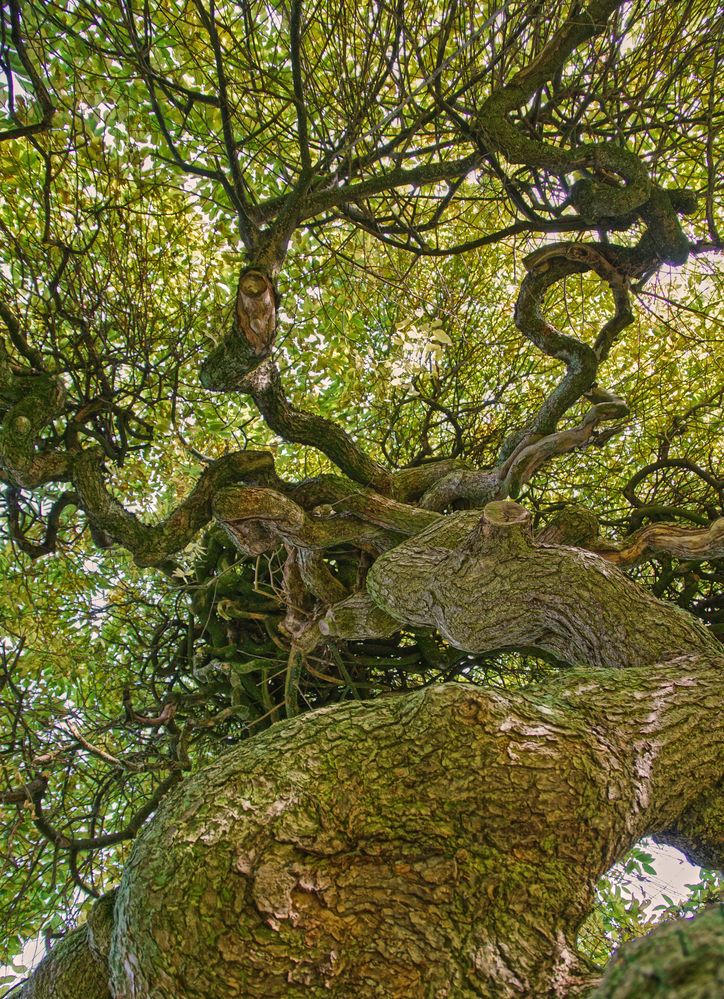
[20,504,723,998]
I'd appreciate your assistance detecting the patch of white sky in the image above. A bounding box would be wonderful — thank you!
[624,841,704,909]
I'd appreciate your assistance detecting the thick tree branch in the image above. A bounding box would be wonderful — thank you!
[654,783,723,872]
[213,482,436,557]
[101,655,721,998]
[0,364,70,487]
[72,449,278,567]
[203,353,393,493]
[343,501,720,667]
[589,902,724,999]
[598,518,724,569]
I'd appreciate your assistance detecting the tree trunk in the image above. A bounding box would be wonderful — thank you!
[105,655,720,999]
[19,891,114,999]
[19,505,723,998]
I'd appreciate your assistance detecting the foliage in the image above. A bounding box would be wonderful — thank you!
[580,847,724,969]
[0,0,722,985]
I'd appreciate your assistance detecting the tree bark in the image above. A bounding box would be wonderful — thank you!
[18,505,724,999]
[330,502,718,668]
[100,650,720,999]
[19,892,114,999]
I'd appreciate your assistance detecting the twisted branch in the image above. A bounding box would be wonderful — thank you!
[200,268,392,493]
[597,518,724,569]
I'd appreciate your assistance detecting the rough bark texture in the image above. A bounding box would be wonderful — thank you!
[5,1,722,995]
[328,503,718,668]
[19,892,115,999]
[655,785,724,871]
[18,505,724,999]
[100,653,722,999]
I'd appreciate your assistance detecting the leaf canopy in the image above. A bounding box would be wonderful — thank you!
[0,0,722,974]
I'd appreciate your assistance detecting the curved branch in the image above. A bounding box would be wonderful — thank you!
[29,771,182,853]
[598,518,724,569]
[72,449,277,567]
[623,458,724,509]
[500,386,629,498]
[213,483,437,556]
[203,344,392,492]
[534,504,724,571]
[417,385,629,511]
[358,501,719,667]
[5,488,78,558]
[246,361,393,492]
[501,243,633,460]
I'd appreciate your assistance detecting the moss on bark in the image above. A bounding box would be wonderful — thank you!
[589,903,724,999]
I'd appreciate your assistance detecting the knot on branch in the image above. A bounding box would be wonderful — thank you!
[462,500,533,556]
[235,269,277,351]
[200,268,276,392]
[213,485,306,554]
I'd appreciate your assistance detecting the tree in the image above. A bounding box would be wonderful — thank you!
[0,0,722,995]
